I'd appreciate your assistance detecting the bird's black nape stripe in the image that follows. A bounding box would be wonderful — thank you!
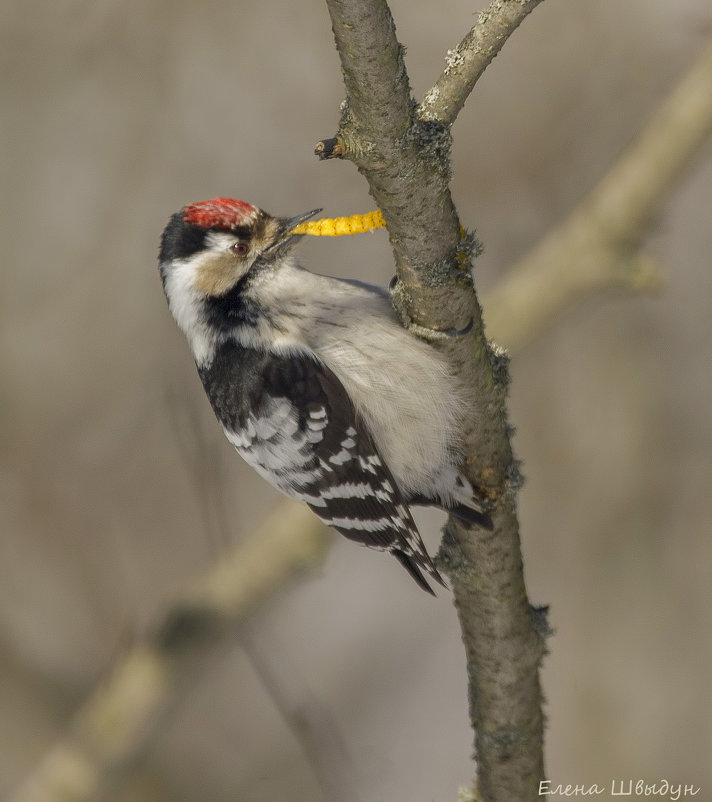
[159,212,207,264]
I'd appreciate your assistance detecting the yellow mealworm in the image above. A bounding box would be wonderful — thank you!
[292,210,386,236]
[293,210,470,268]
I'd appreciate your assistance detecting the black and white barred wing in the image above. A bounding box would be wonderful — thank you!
[225,352,444,593]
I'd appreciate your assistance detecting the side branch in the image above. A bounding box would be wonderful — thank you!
[419,0,545,126]
[484,36,712,351]
[10,504,329,802]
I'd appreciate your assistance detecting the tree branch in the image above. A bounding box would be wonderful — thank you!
[484,36,712,352]
[9,503,329,802]
[419,0,546,126]
[326,0,463,302]
[324,2,546,800]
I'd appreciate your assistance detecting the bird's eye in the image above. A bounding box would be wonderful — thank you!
[231,241,249,256]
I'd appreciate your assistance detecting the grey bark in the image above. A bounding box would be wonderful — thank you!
[323,1,547,799]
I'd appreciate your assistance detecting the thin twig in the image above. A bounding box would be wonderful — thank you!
[239,632,354,800]
[419,0,545,125]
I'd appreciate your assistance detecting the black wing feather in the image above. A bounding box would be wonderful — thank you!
[199,342,443,592]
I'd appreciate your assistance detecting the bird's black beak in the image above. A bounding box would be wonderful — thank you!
[263,208,322,259]
[283,208,323,236]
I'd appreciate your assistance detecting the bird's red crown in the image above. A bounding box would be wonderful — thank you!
[183,198,259,230]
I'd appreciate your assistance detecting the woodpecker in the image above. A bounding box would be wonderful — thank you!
[158,198,491,593]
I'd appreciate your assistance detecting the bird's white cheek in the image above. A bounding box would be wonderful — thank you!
[162,261,215,365]
[163,262,201,331]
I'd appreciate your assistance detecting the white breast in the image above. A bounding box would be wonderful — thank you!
[248,264,466,494]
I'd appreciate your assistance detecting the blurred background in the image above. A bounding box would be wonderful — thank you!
[2,0,711,799]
